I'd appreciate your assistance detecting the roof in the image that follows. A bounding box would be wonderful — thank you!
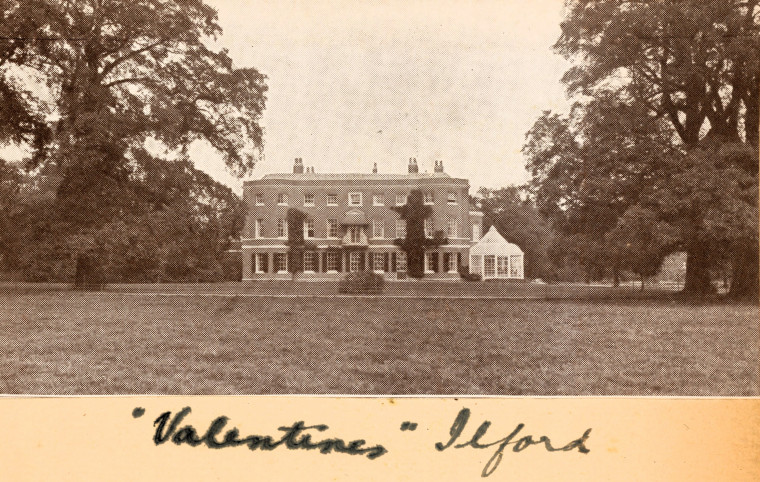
[470,226,524,256]
[245,171,467,185]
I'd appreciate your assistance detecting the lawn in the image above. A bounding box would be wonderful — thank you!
[0,287,756,395]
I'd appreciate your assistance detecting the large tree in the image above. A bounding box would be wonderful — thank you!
[0,0,266,282]
[528,0,759,298]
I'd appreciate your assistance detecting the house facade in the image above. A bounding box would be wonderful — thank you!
[241,157,485,280]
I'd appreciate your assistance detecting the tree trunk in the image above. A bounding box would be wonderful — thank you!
[728,240,759,300]
[640,273,644,292]
[682,241,714,296]
[613,265,620,288]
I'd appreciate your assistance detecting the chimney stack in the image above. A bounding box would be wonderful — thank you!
[434,160,444,173]
[293,157,304,174]
[372,162,378,174]
[408,157,418,174]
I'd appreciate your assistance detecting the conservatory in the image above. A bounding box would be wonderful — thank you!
[469,226,524,280]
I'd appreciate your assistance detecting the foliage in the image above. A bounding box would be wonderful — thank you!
[475,186,552,279]
[526,0,759,298]
[0,0,266,283]
[284,208,316,275]
[391,189,447,278]
[338,270,384,294]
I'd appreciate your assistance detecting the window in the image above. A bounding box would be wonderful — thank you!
[277,193,288,205]
[303,251,316,272]
[510,255,522,278]
[277,218,287,238]
[255,253,267,273]
[373,253,385,272]
[484,255,496,278]
[372,219,384,238]
[326,251,339,272]
[424,218,433,238]
[255,193,264,206]
[304,193,315,206]
[447,219,458,237]
[472,223,481,241]
[304,219,315,238]
[424,192,434,205]
[395,219,406,239]
[349,226,362,243]
[425,252,436,272]
[447,192,457,205]
[396,251,407,272]
[373,193,384,206]
[396,193,407,206]
[470,255,482,275]
[348,192,363,206]
[448,253,457,273]
[255,219,264,238]
[326,193,338,206]
[327,219,339,238]
[274,253,288,273]
[349,252,361,272]
[498,256,509,276]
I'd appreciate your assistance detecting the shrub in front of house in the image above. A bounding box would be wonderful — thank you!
[338,270,385,294]
[458,265,482,282]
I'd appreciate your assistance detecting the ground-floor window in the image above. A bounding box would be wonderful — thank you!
[425,252,436,272]
[255,253,267,273]
[303,251,316,272]
[396,251,407,271]
[326,251,339,272]
[448,253,457,273]
[510,255,522,278]
[484,255,496,278]
[349,251,361,272]
[274,252,288,273]
[373,252,385,272]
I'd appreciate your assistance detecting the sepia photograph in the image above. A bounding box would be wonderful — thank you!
[0,0,757,396]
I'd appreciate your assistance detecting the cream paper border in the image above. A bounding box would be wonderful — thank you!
[1,397,759,480]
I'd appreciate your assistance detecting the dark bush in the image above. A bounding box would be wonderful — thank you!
[338,270,385,294]
[458,266,482,282]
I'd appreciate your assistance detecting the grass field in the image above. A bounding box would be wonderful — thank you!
[0,283,757,395]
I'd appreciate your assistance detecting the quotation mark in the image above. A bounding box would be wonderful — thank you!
[400,421,418,431]
[132,407,145,418]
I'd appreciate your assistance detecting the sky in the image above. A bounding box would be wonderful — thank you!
[194,0,572,192]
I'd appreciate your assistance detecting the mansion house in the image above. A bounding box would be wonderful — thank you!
[241,157,485,280]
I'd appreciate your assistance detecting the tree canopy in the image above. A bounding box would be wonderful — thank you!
[525,0,759,298]
[0,0,266,283]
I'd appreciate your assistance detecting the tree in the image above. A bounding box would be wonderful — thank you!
[528,0,759,298]
[475,186,552,280]
[0,0,266,283]
[392,190,447,278]
[285,208,316,278]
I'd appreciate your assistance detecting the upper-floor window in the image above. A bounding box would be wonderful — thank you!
[424,192,434,205]
[447,192,458,205]
[349,226,362,243]
[277,193,288,205]
[372,219,384,238]
[277,218,287,238]
[472,223,481,241]
[396,193,407,206]
[447,219,458,237]
[395,219,407,239]
[424,218,434,238]
[255,193,264,206]
[255,219,264,238]
[304,193,315,206]
[326,194,338,206]
[348,192,363,206]
[373,193,384,206]
[327,219,339,238]
[304,218,315,238]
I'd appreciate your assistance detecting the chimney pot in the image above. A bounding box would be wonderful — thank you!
[293,157,304,174]
[372,162,378,174]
